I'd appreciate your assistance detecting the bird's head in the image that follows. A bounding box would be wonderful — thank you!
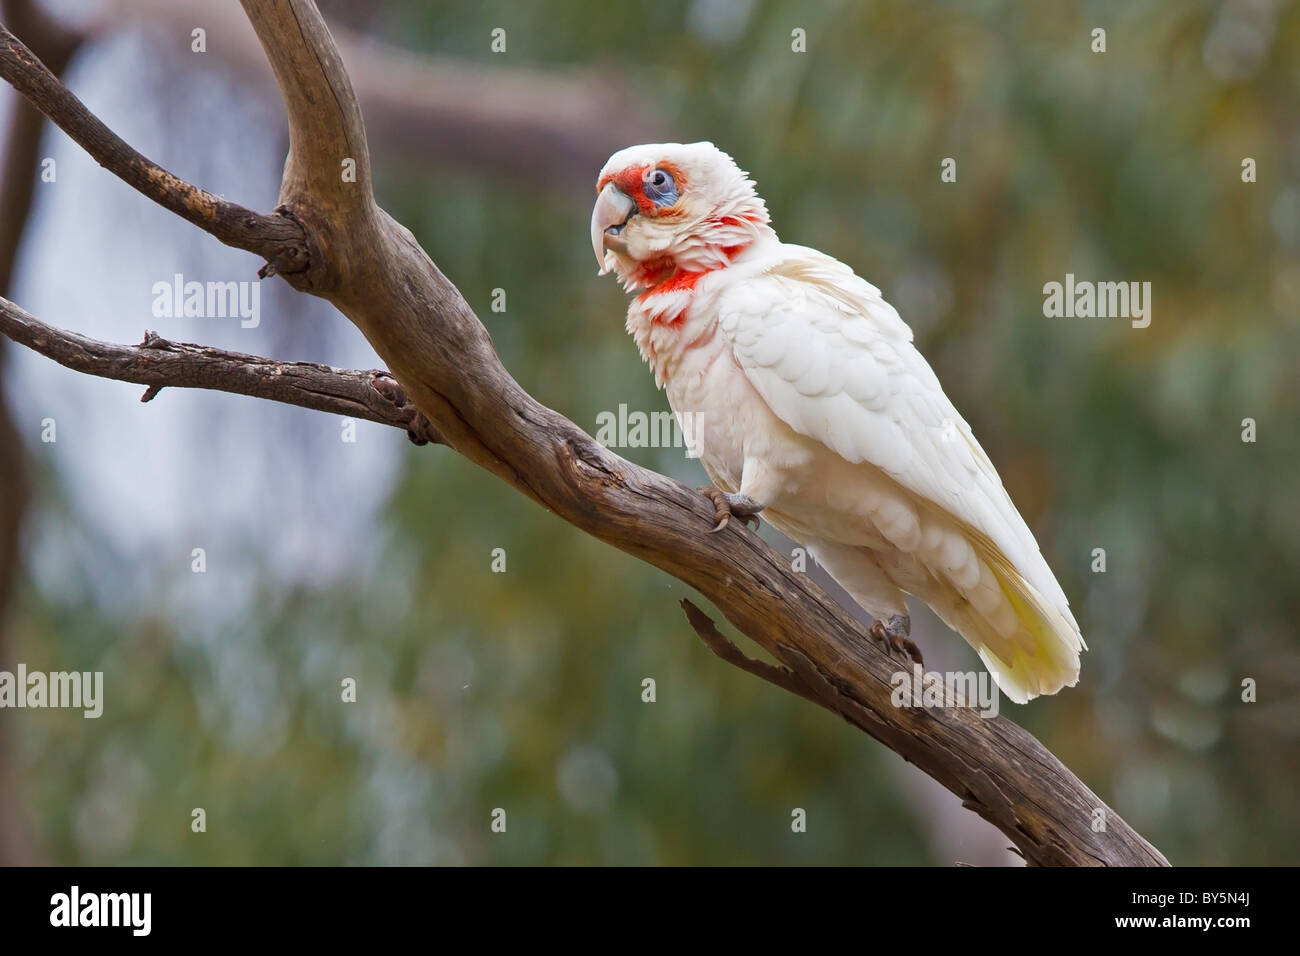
[590,142,772,290]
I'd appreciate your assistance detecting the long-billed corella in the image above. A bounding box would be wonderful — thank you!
[591,142,1084,703]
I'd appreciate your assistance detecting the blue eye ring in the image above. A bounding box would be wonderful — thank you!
[643,167,679,207]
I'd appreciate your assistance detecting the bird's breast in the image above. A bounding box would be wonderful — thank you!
[663,319,801,496]
[626,262,804,491]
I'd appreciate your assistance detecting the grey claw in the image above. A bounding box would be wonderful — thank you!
[700,488,765,534]
[871,614,923,667]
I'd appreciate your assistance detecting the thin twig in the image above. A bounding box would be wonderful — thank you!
[0,296,442,445]
[681,599,824,706]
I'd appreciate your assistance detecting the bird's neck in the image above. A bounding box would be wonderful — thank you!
[624,235,773,387]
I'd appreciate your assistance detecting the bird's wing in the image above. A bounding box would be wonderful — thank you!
[716,245,1083,699]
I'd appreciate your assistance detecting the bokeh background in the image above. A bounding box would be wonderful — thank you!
[0,0,1297,865]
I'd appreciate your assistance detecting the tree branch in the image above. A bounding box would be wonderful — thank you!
[240,0,372,217]
[0,0,1169,866]
[97,0,671,192]
[0,296,442,445]
[0,23,311,282]
[681,599,825,707]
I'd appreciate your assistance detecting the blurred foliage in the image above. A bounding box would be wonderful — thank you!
[8,0,1300,863]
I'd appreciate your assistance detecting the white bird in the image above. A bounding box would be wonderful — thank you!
[590,142,1084,703]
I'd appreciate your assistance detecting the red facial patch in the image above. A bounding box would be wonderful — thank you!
[597,164,650,214]
[596,162,688,218]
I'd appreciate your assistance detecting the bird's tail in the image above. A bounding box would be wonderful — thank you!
[808,529,1084,705]
[950,542,1085,704]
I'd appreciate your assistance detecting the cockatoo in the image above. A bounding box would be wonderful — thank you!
[590,142,1084,703]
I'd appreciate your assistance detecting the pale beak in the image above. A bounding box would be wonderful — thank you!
[590,182,636,274]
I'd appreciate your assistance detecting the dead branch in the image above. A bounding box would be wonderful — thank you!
[0,297,442,445]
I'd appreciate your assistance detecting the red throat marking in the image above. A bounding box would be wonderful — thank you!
[633,238,750,312]
[638,268,705,298]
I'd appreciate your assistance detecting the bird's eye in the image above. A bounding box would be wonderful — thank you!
[643,167,678,207]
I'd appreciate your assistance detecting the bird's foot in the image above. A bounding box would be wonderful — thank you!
[870,614,924,668]
[699,487,765,533]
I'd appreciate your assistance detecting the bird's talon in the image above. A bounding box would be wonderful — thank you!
[699,487,764,534]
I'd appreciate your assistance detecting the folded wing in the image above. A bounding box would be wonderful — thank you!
[716,246,1084,701]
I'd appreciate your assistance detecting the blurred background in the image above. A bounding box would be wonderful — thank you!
[0,0,1297,865]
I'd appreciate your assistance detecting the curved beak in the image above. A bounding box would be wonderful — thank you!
[590,182,636,274]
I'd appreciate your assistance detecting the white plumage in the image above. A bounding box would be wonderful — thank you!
[592,142,1084,702]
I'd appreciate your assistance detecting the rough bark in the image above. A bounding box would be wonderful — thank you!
[0,301,442,445]
[0,2,1169,866]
